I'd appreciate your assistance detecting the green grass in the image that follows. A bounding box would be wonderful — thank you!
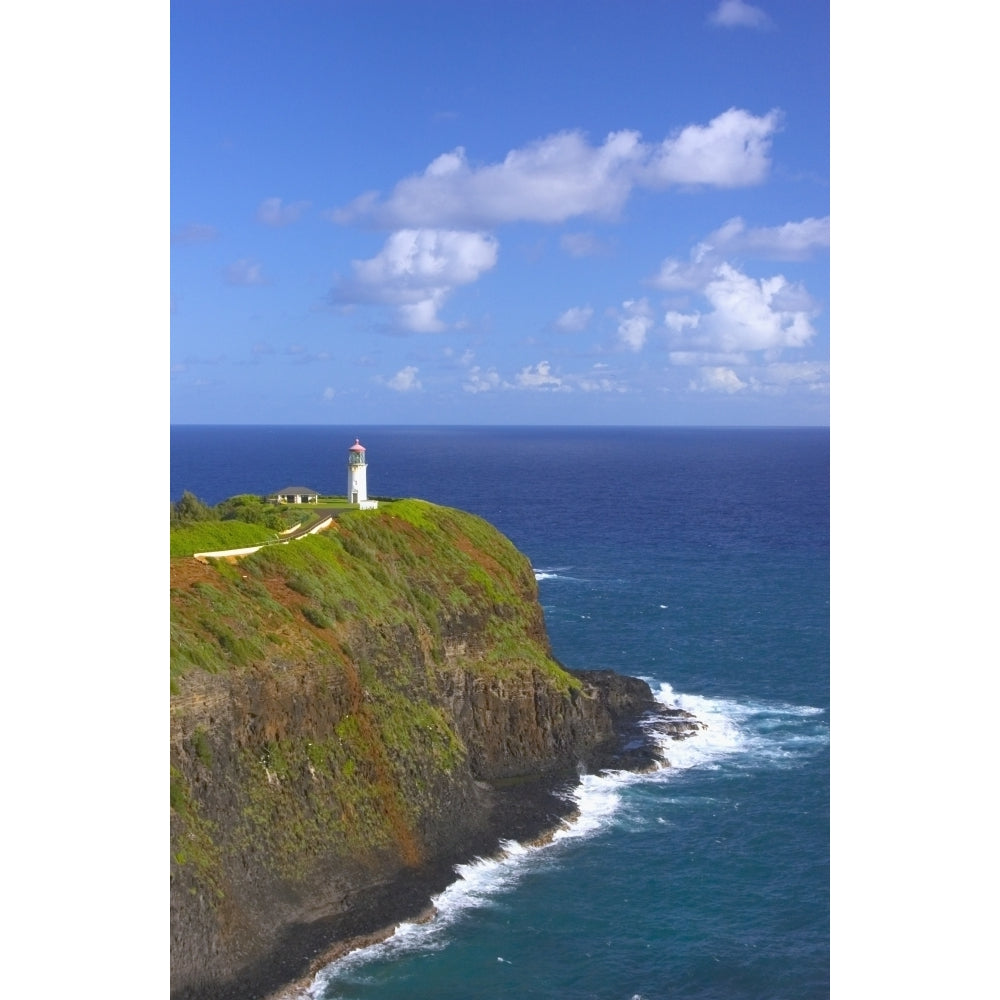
[170,521,279,558]
[171,498,576,684]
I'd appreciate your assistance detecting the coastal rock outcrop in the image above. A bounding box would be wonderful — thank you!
[170,500,702,1000]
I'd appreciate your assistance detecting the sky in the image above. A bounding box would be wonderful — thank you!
[171,0,830,425]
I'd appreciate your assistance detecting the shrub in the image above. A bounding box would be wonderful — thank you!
[171,491,215,527]
[302,605,333,629]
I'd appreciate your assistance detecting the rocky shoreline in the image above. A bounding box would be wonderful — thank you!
[252,697,705,1000]
[262,773,584,1000]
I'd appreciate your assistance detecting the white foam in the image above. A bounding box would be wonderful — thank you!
[308,839,554,995]
[642,679,828,772]
[532,566,581,582]
[306,678,827,996]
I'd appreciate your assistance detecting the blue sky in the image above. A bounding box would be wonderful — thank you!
[171,0,829,425]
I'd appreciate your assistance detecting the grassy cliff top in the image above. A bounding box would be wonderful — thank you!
[170,498,573,692]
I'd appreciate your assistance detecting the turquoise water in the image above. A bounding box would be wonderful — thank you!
[171,426,829,1000]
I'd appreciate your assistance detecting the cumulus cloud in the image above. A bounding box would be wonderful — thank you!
[651,215,827,291]
[644,108,781,188]
[668,263,817,353]
[257,197,310,226]
[691,360,828,396]
[693,367,747,393]
[385,365,422,391]
[225,259,266,285]
[463,366,502,393]
[703,265,815,350]
[616,298,654,352]
[649,217,824,357]
[332,229,499,332]
[665,311,701,333]
[443,346,476,368]
[704,215,829,260]
[651,249,714,291]
[514,360,568,391]
[554,305,594,332]
[332,109,780,228]
[709,1,771,29]
[576,365,628,393]
[462,360,629,394]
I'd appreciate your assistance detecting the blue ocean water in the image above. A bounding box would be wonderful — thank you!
[171,426,829,1000]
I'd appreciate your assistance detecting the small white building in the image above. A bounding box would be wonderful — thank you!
[272,486,319,504]
[347,438,378,509]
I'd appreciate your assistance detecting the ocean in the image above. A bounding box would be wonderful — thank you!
[171,425,830,1000]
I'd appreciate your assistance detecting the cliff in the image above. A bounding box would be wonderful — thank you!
[170,500,700,1000]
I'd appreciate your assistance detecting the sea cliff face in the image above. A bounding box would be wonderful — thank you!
[170,501,686,1000]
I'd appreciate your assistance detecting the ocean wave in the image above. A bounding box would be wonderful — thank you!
[308,840,555,996]
[532,566,591,583]
[306,679,825,997]
[643,680,828,772]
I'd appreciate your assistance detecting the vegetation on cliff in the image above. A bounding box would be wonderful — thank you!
[171,499,603,996]
[169,498,676,1000]
[170,490,317,557]
[170,498,569,684]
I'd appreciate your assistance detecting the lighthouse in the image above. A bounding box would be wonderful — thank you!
[347,438,378,509]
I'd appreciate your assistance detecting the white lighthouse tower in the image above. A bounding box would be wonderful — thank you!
[347,438,378,509]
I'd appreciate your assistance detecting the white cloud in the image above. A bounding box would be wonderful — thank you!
[616,298,654,352]
[709,1,771,29]
[644,108,781,188]
[576,366,628,393]
[666,263,816,353]
[386,365,422,391]
[693,367,747,393]
[323,387,336,400]
[332,109,779,228]
[690,360,829,396]
[704,215,829,260]
[335,130,642,227]
[396,295,450,333]
[443,346,476,367]
[665,310,701,333]
[650,220,823,358]
[651,216,828,290]
[225,259,266,285]
[700,264,815,351]
[257,197,310,226]
[650,253,713,291]
[333,229,499,332]
[463,366,502,393]
[462,360,628,394]
[554,305,594,332]
[514,360,568,391]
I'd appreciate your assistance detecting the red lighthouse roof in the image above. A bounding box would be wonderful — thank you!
[349,438,366,452]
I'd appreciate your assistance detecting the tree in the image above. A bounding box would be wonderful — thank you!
[171,491,214,526]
